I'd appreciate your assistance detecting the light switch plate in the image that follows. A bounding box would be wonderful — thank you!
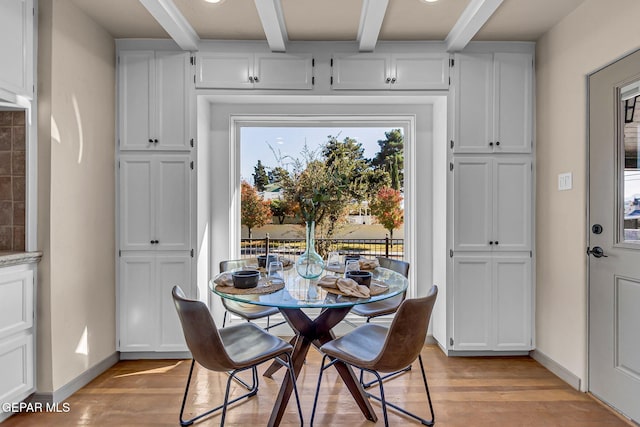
[558,172,572,191]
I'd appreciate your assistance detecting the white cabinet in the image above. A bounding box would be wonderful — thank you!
[119,154,192,251]
[453,156,531,252]
[452,256,532,351]
[118,51,191,151]
[0,264,35,421]
[331,52,449,90]
[453,52,532,153]
[119,254,192,352]
[0,0,33,100]
[196,52,314,89]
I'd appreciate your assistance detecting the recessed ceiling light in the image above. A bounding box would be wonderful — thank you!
[204,0,225,4]
[419,0,439,3]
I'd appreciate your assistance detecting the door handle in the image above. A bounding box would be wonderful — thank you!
[586,246,608,258]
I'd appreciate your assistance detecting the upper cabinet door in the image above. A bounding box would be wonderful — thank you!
[0,0,33,99]
[391,53,449,90]
[119,51,154,151]
[493,157,531,251]
[155,155,191,251]
[453,157,493,251]
[155,52,191,150]
[196,52,253,89]
[454,53,493,153]
[254,53,313,89]
[493,53,533,153]
[331,53,390,90]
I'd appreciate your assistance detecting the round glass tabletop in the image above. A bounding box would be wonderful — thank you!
[210,266,408,309]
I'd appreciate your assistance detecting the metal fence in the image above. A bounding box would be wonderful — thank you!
[240,236,404,262]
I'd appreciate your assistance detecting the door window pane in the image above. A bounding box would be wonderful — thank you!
[621,80,640,242]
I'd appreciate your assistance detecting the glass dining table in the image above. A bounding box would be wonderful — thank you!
[210,264,408,427]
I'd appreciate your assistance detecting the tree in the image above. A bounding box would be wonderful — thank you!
[370,186,404,241]
[372,129,404,190]
[241,181,272,238]
[252,160,269,192]
[270,198,294,224]
[321,135,370,201]
[268,166,290,185]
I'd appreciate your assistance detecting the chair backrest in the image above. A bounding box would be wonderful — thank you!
[372,285,438,372]
[172,286,236,371]
[220,259,248,273]
[376,257,410,278]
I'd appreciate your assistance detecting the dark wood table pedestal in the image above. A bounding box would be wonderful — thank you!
[263,306,377,427]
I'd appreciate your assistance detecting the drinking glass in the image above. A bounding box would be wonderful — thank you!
[327,251,341,268]
[268,261,284,280]
[344,259,360,277]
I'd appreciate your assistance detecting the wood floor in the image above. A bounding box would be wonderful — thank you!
[3,345,632,427]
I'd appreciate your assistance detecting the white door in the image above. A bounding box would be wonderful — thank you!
[493,53,532,153]
[119,51,154,150]
[493,157,531,251]
[452,256,492,350]
[155,155,191,251]
[390,53,449,90]
[254,53,314,90]
[453,157,492,251]
[453,53,493,153]
[195,52,253,89]
[119,156,154,250]
[157,254,191,351]
[119,255,156,351]
[331,53,390,90]
[494,256,531,350]
[155,51,190,150]
[588,49,640,423]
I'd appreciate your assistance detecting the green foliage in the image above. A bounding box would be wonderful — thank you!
[372,129,404,190]
[252,160,269,191]
[269,198,294,224]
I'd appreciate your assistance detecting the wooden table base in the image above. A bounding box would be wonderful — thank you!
[264,307,377,427]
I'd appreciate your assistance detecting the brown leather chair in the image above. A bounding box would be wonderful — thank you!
[172,286,303,426]
[311,285,438,427]
[219,259,286,330]
[350,257,410,387]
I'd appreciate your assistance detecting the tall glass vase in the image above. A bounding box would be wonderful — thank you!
[296,220,325,279]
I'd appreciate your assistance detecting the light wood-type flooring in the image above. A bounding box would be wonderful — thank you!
[3,345,633,426]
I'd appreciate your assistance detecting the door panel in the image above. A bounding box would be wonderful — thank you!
[155,52,190,150]
[452,256,492,350]
[453,157,492,251]
[331,53,389,90]
[119,51,153,150]
[119,256,155,351]
[119,157,154,250]
[494,158,532,251]
[494,257,531,349]
[156,156,191,250]
[588,48,640,423]
[254,53,313,90]
[156,255,190,351]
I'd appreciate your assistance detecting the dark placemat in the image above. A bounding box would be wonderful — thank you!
[215,278,285,295]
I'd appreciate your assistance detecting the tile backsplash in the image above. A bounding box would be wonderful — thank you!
[0,111,25,251]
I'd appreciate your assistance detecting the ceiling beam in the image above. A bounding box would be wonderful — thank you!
[139,0,200,51]
[254,0,288,52]
[357,0,389,52]
[445,0,504,52]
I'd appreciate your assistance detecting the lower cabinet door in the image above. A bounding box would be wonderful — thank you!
[156,254,191,351]
[119,255,156,351]
[494,257,532,350]
[452,256,492,350]
[119,253,192,352]
[0,333,34,409]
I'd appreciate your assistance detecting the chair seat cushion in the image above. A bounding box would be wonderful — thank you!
[223,299,280,320]
[220,323,292,368]
[350,294,403,318]
[320,323,388,370]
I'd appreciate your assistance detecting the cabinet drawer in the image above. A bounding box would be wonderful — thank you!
[0,333,34,406]
[0,268,33,339]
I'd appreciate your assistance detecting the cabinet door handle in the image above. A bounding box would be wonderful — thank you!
[150,240,155,244]
[253,76,259,83]
[148,138,153,143]
[249,75,254,83]
[489,142,494,147]
[495,141,500,146]
[154,139,158,144]
[386,77,391,83]
[391,77,396,83]
[489,241,494,245]
[494,241,499,245]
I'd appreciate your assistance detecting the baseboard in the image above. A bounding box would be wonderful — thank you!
[119,351,191,360]
[32,352,120,404]
[530,349,581,391]
[425,334,437,345]
[447,350,530,357]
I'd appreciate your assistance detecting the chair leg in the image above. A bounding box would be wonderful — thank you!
[179,361,259,427]
[222,311,228,328]
[283,352,304,426]
[361,364,412,389]
[364,356,434,426]
[310,355,335,427]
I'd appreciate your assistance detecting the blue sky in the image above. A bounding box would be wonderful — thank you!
[240,127,400,183]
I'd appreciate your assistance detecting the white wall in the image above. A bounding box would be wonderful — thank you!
[37,0,116,392]
[536,0,640,389]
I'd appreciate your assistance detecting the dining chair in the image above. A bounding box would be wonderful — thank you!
[311,285,438,427]
[350,257,410,388]
[219,259,286,331]
[171,286,303,427]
